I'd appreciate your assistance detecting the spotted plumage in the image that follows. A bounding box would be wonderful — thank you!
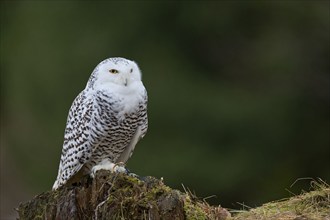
[53,57,148,190]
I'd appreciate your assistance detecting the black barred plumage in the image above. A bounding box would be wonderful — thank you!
[53,58,148,190]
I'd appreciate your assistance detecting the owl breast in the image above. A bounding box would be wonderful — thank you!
[83,89,145,172]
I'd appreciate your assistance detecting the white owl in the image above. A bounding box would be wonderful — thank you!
[53,57,148,190]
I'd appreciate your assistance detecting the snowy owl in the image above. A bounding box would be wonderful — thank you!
[52,57,148,190]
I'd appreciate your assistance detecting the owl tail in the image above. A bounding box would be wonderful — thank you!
[52,168,62,190]
[52,180,60,190]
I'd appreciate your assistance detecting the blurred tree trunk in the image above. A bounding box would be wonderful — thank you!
[17,170,230,220]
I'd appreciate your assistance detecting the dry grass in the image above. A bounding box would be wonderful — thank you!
[231,179,330,220]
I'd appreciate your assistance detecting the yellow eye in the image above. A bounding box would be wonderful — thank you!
[109,69,119,74]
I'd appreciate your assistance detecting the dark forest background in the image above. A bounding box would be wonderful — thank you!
[1,1,329,219]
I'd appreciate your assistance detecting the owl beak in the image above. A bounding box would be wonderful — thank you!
[124,78,128,86]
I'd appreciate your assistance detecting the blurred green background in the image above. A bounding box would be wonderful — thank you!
[1,1,329,219]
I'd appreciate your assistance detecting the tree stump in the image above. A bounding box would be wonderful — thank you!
[17,170,230,220]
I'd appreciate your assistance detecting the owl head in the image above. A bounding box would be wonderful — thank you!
[87,57,142,89]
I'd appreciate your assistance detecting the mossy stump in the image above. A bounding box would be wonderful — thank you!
[17,170,230,220]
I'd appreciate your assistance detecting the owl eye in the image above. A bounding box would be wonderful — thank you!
[109,69,119,74]
[130,68,133,73]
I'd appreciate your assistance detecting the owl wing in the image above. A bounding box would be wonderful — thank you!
[139,90,148,138]
[53,91,95,189]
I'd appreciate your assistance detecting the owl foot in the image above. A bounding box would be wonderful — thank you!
[90,159,127,178]
[128,172,139,178]
[123,167,139,178]
[112,162,127,173]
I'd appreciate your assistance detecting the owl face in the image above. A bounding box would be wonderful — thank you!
[94,57,142,87]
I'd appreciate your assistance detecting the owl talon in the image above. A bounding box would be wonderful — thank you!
[128,172,139,178]
[123,167,139,178]
[112,162,126,173]
[112,163,128,174]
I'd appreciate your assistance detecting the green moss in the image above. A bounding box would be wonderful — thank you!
[183,195,208,220]
[18,191,56,220]
[99,174,162,219]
